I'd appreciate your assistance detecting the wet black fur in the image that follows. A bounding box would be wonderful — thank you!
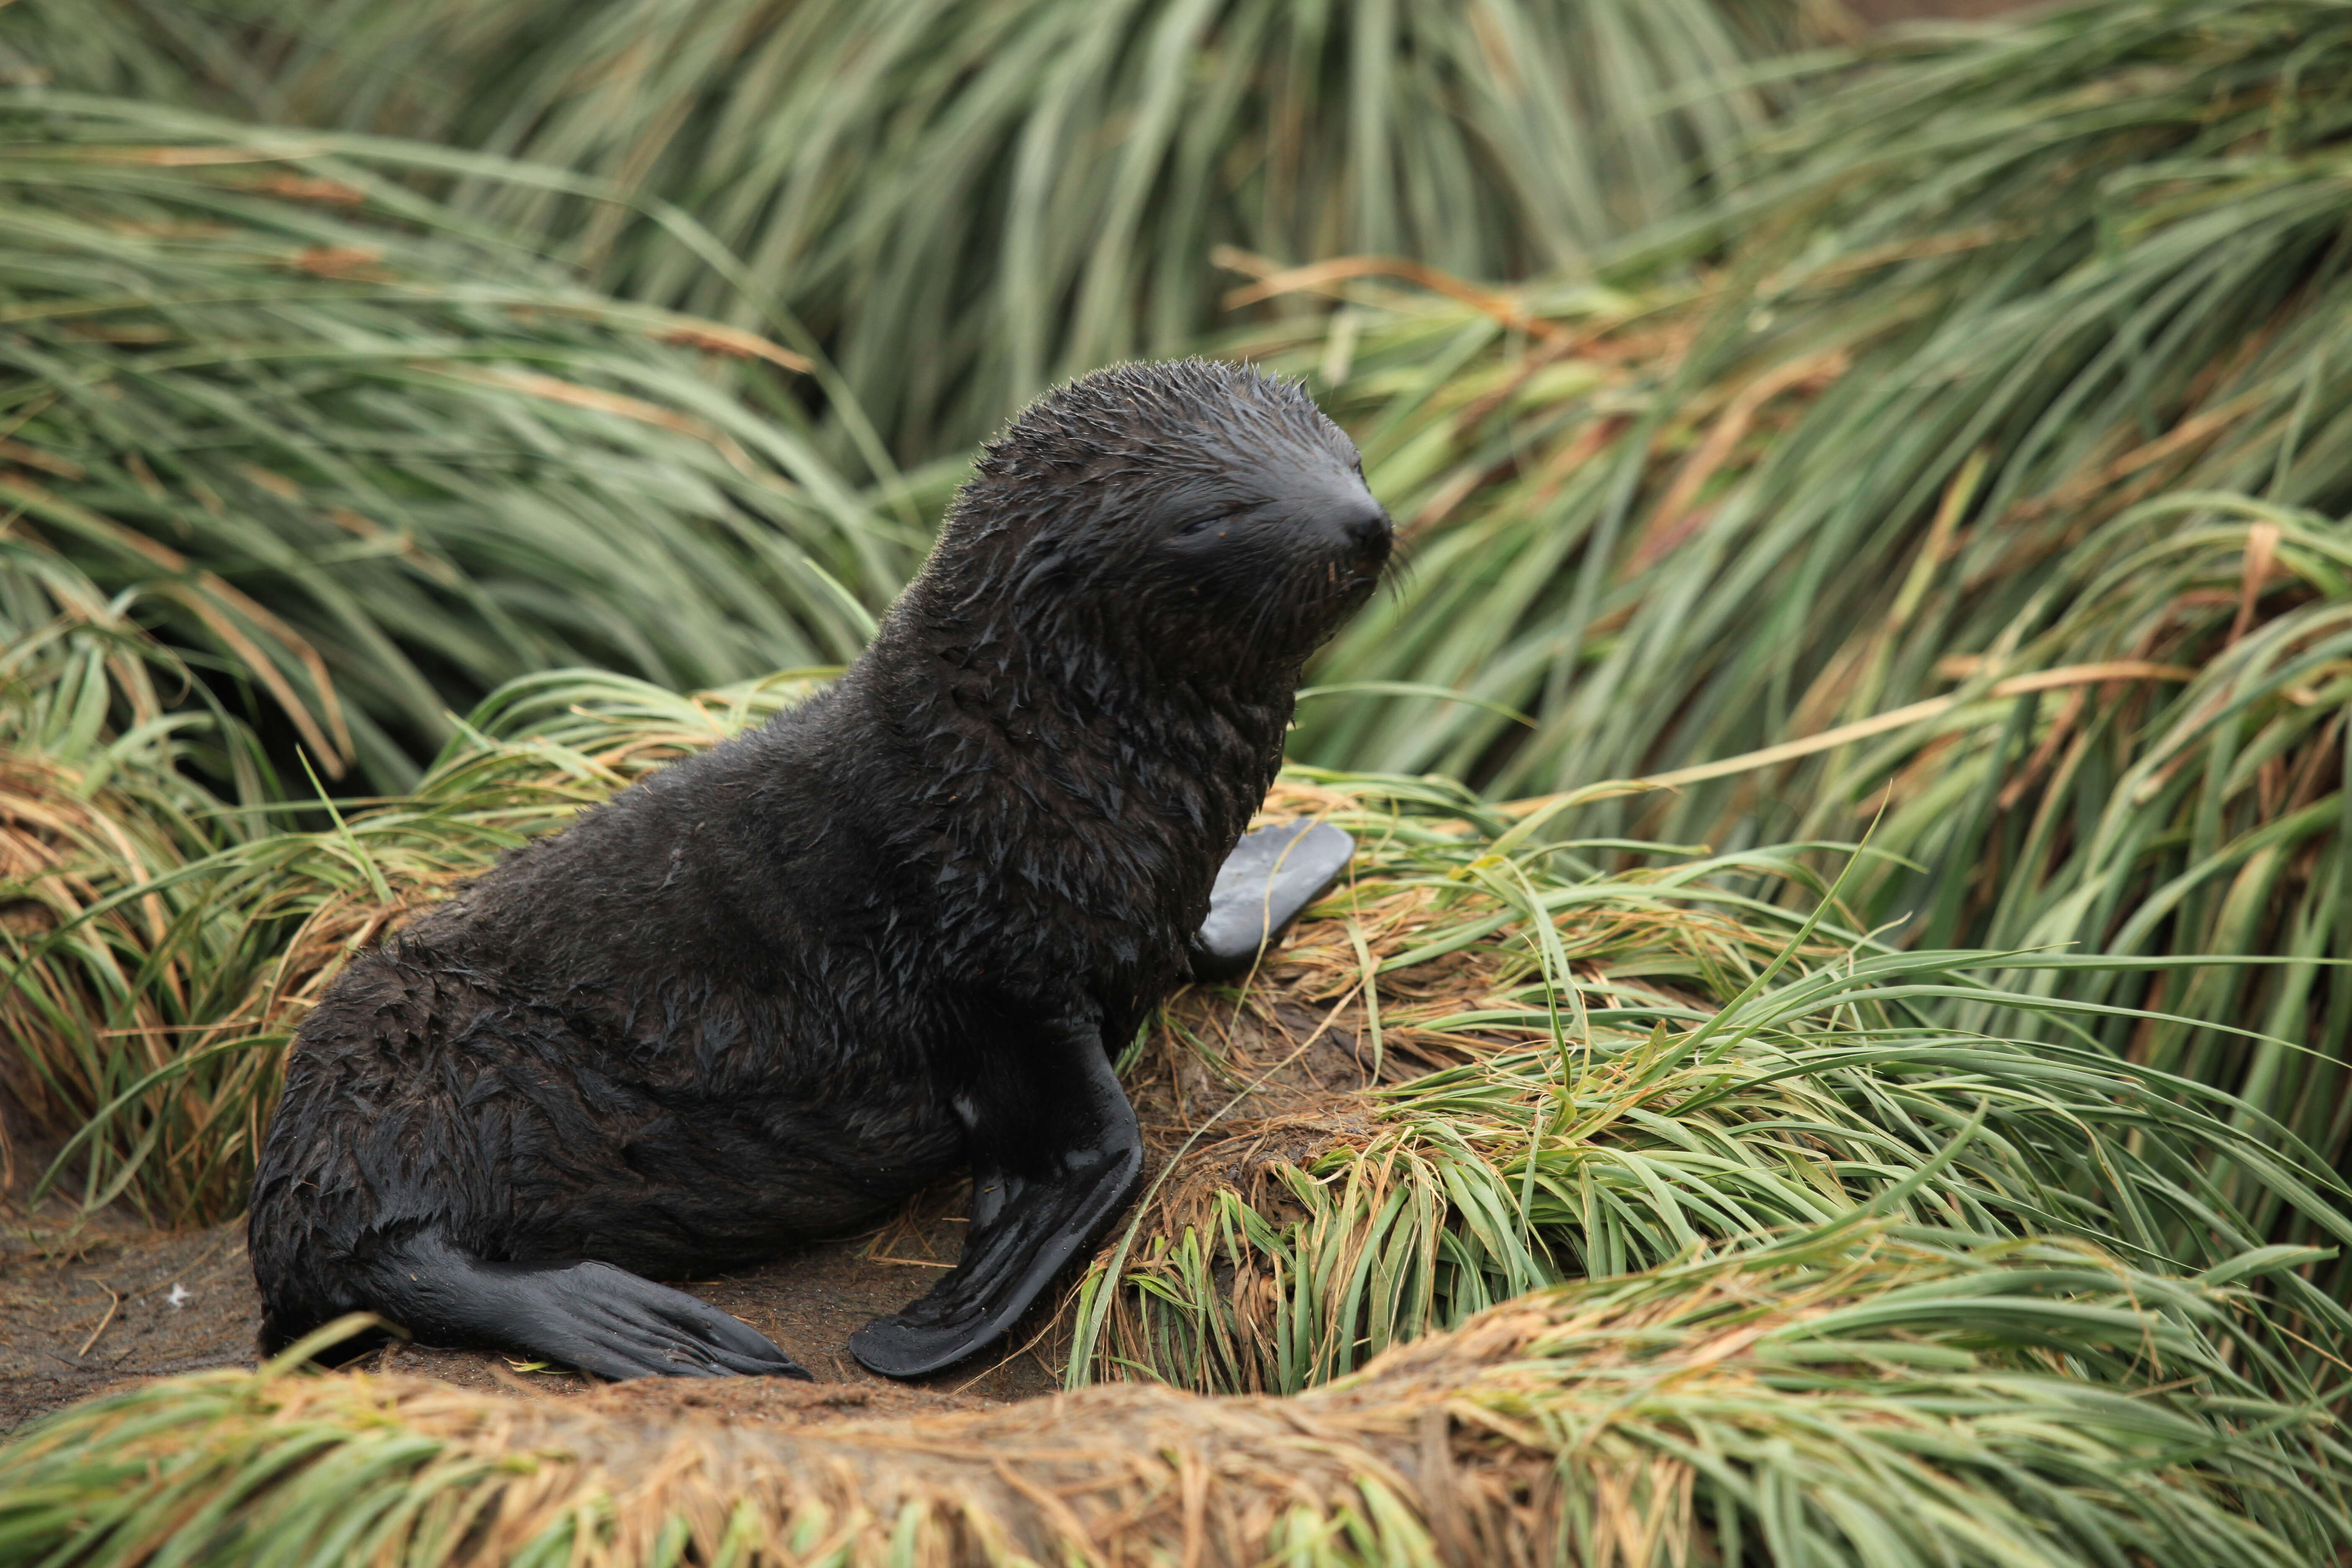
[248,359,1391,1373]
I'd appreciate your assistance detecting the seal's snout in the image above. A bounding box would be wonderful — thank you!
[1277,460,1391,566]
[1301,481,1393,580]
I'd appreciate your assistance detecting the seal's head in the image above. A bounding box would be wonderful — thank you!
[905,359,1391,688]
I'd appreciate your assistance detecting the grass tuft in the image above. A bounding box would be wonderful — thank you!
[3,1234,2347,1567]
[1230,0,2352,1177]
[0,92,903,787]
[44,0,1825,462]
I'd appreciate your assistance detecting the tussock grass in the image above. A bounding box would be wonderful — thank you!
[0,552,273,1199]
[0,92,901,786]
[1073,771,2352,1395]
[1273,0,2352,785]
[19,654,2352,1402]
[2,662,821,1221]
[2,1235,2345,1566]
[1233,0,2352,1168]
[8,11,2352,1556]
[57,0,1818,461]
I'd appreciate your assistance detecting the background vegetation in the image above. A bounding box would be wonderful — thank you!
[6,0,2352,1563]
[0,96,902,787]
[1240,0,2352,1183]
[24,0,1817,461]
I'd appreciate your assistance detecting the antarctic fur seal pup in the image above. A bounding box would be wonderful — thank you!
[247,359,1393,1380]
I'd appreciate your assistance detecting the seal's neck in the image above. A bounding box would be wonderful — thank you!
[869,600,1294,838]
[844,594,1294,1008]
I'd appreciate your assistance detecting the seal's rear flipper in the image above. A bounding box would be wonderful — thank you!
[851,1010,1142,1378]
[355,1233,812,1381]
[1189,819,1355,980]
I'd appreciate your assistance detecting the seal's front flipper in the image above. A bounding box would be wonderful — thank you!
[364,1233,812,1381]
[1189,819,1355,980]
[851,1011,1142,1378]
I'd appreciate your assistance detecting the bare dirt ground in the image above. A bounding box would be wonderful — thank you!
[0,1179,1065,1434]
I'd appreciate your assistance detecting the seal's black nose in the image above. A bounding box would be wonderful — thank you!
[1345,506,1392,547]
[1339,503,1393,562]
[1278,465,1391,565]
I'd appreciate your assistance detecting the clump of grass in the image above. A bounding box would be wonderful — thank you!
[1268,0,2352,789]
[1784,493,2352,1173]
[1070,769,2352,1394]
[2,1233,2344,1567]
[26,650,2352,1388]
[81,0,1820,462]
[0,529,305,1187]
[3,661,822,1222]
[0,91,903,787]
[1226,0,2352,1169]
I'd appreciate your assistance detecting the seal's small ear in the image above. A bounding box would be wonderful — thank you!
[1189,820,1356,981]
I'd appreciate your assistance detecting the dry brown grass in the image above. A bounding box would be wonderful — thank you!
[0,670,823,1218]
[6,1230,2334,1568]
